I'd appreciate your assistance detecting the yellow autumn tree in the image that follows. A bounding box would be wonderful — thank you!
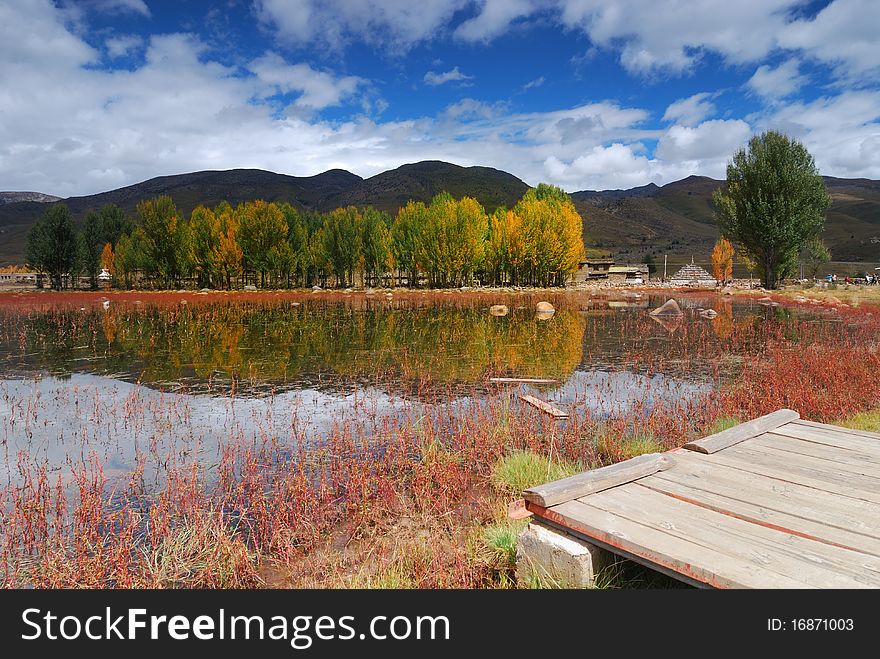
[513,184,585,286]
[100,242,115,275]
[711,237,735,284]
[213,202,242,290]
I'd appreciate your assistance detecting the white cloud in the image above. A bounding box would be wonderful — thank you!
[1,0,878,201]
[443,98,506,120]
[779,0,880,79]
[662,93,716,126]
[255,0,467,52]
[544,144,655,189]
[523,76,545,91]
[454,0,540,43]
[558,0,800,75]
[757,91,880,179]
[656,119,752,164]
[105,33,144,58]
[424,66,474,86]
[252,0,879,91]
[89,0,151,16]
[249,52,366,111]
[746,59,808,101]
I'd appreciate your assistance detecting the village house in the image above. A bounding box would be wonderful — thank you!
[607,264,650,284]
[572,258,614,283]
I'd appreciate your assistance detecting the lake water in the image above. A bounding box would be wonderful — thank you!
[0,290,829,486]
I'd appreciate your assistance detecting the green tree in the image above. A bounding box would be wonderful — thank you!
[25,204,76,290]
[803,237,831,279]
[713,131,831,289]
[279,203,305,286]
[323,206,362,287]
[137,195,185,287]
[78,211,103,289]
[392,201,425,287]
[188,205,220,287]
[114,228,149,289]
[236,200,288,288]
[98,204,134,248]
[361,207,392,287]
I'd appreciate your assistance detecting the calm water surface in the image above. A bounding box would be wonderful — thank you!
[0,291,831,485]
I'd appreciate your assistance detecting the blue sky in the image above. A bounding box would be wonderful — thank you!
[1,0,878,196]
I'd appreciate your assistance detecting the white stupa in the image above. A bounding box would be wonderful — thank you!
[669,257,716,286]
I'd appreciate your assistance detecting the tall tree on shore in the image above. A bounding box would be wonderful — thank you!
[113,228,148,288]
[213,203,242,290]
[323,206,362,287]
[78,211,104,289]
[137,195,185,288]
[98,204,134,248]
[711,237,735,284]
[100,243,115,275]
[714,131,830,289]
[803,237,831,279]
[361,207,392,287]
[188,205,220,288]
[236,200,288,288]
[392,201,425,287]
[514,184,585,286]
[25,204,76,290]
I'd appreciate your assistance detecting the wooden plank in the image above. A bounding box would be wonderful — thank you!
[685,447,880,504]
[737,439,880,480]
[756,433,880,472]
[684,408,799,454]
[726,443,880,488]
[774,423,880,453]
[519,394,569,419]
[641,477,880,557]
[641,463,880,553]
[545,500,812,588]
[490,377,557,384]
[579,485,880,587]
[523,453,669,507]
[794,418,880,441]
[668,450,880,528]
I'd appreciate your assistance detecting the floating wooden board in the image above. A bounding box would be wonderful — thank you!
[519,395,569,419]
[523,453,669,507]
[490,377,558,384]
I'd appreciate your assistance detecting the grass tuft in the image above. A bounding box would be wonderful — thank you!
[146,516,261,589]
[706,415,741,435]
[838,409,880,433]
[490,450,580,496]
[597,431,665,462]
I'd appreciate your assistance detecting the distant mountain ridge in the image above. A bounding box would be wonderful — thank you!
[0,192,62,204]
[1,162,879,265]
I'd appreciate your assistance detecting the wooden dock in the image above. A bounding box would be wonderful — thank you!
[523,409,880,588]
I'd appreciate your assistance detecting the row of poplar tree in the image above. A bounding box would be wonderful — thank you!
[26,183,586,290]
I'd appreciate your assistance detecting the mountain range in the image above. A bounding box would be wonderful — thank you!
[1,161,878,266]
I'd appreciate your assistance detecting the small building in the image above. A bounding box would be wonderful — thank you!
[608,264,649,285]
[669,258,716,287]
[572,258,615,283]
